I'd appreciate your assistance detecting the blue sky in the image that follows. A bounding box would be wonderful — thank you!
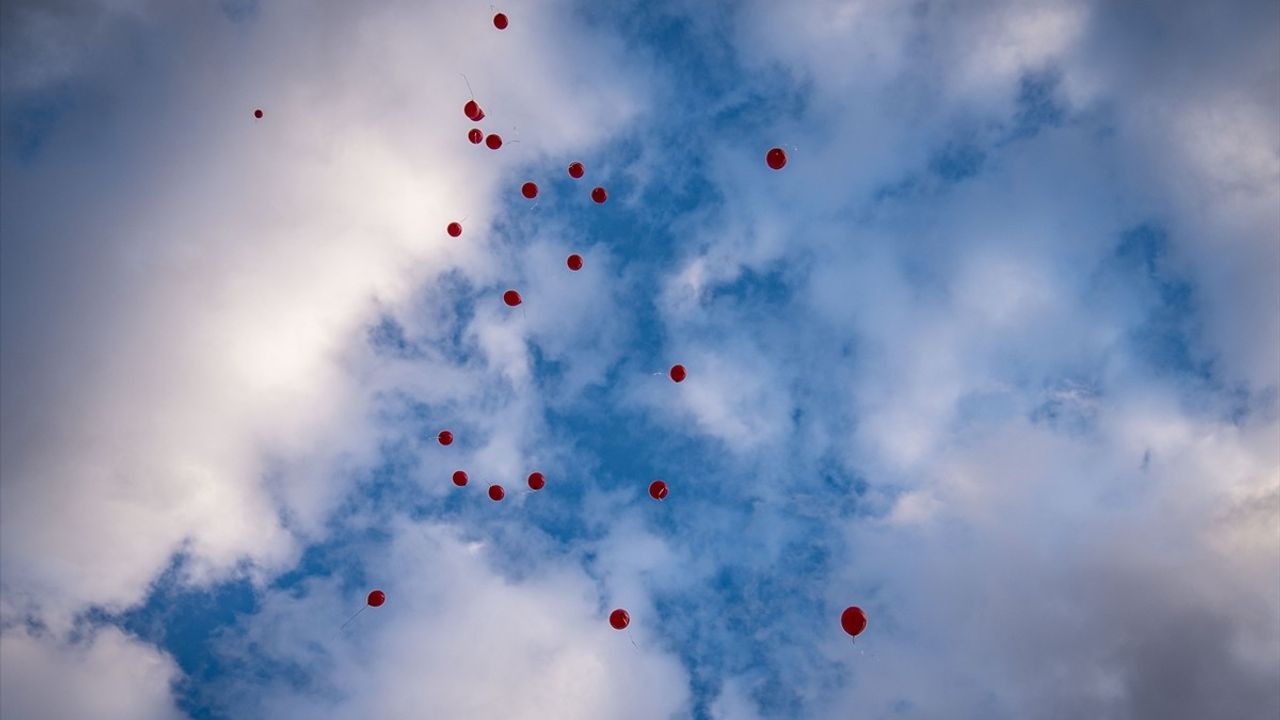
[2,1,1278,719]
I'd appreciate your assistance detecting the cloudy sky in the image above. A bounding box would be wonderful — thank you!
[1,0,1277,718]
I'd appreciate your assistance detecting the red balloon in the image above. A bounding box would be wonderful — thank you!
[591,186,608,204]
[468,128,483,144]
[486,133,503,150]
[649,480,669,500]
[452,470,468,487]
[521,182,539,199]
[493,13,509,30]
[489,484,505,501]
[503,289,522,307]
[447,222,462,237]
[766,147,787,170]
[464,100,481,120]
[841,606,868,637]
[528,471,545,491]
[609,608,630,630]
[566,254,583,271]
[438,430,454,446]
[669,364,687,383]
[568,162,584,179]
[367,590,386,607]
[253,108,263,119]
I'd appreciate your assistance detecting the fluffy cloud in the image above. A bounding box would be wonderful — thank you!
[1,0,640,622]
[0,625,183,720]
[204,522,690,719]
[1,0,650,714]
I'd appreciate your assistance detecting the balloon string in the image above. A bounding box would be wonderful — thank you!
[460,73,475,100]
[627,628,638,651]
[339,605,367,632]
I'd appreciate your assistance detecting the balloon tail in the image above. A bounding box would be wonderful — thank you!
[339,605,367,632]
[460,73,475,100]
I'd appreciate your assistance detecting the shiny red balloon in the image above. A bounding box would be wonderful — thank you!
[609,608,630,630]
[438,430,454,446]
[521,182,539,199]
[253,108,263,119]
[486,133,503,150]
[841,606,868,637]
[566,254,583,271]
[468,128,483,144]
[464,100,481,120]
[591,186,608,204]
[367,590,386,607]
[568,162,584,179]
[528,471,545,491]
[669,364,687,383]
[503,290,522,307]
[447,222,462,237]
[766,147,787,170]
[493,13,509,29]
[489,484,505,501]
[452,470,469,487]
[649,480,669,500]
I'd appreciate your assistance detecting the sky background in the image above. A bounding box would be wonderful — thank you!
[1,0,1278,718]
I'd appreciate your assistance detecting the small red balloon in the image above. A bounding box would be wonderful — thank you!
[486,133,503,150]
[503,290,522,307]
[464,100,481,120]
[253,108,263,119]
[468,128,483,144]
[447,222,462,237]
[489,484,505,501]
[567,254,583,271]
[591,186,608,204]
[521,182,539,199]
[438,430,454,446]
[841,606,868,637]
[568,162,584,179]
[649,480,669,500]
[528,471,545,491]
[452,470,468,487]
[609,608,630,630]
[493,13,509,30]
[766,147,787,170]
[367,590,386,607]
[669,364,687,383]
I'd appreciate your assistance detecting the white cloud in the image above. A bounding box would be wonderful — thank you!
[209,521,691,719]
[642,0,1279,716]
[0,625,183,720]
[0,0,646,626]
[709,677,766,720]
